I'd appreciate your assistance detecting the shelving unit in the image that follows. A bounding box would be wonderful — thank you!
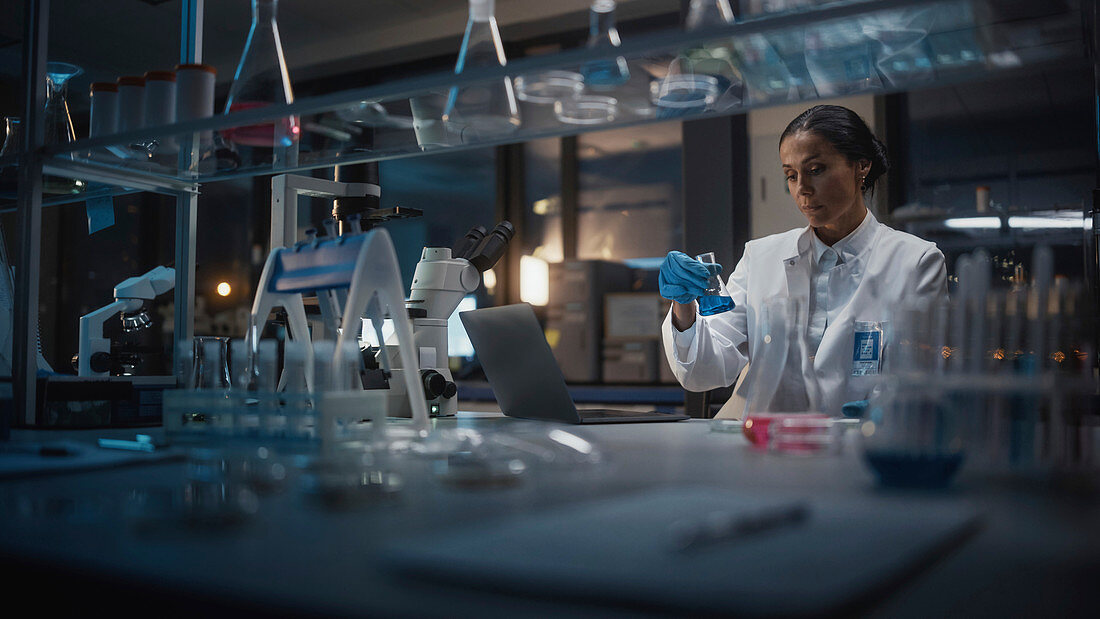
[6,0,1096,420]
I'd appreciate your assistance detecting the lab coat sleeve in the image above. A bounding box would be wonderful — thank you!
[911,245,948,307]
[661,245,751,392]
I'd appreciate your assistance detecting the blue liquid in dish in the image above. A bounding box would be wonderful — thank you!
[698,294,735,316]
[581,60,630,89]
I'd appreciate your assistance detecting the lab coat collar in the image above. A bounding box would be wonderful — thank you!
[784,209,877,265]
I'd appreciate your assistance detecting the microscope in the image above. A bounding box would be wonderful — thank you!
[384,221,513,417]
[77,265,175,377]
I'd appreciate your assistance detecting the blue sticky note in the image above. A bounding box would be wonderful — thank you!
[86,195,115,234]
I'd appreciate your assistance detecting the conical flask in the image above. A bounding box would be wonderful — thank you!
[44,62,84,194]
[685,0,735,29]
[581,0,630,90]
[223,0,298,148]
[442,0,520,142]
[682,0,742,112]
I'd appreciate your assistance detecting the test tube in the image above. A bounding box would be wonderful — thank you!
[313,340,336,393]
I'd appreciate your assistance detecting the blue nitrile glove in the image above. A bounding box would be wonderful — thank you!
[659,251,722,305]
[842,400,869,419]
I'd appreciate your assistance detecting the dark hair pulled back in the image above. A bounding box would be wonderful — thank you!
[780,105,889,194]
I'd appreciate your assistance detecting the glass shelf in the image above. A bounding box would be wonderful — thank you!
[35,0,1085,190]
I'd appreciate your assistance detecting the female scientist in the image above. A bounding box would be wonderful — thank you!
[659,105,947,415]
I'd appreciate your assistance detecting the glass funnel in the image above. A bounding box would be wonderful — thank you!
[442,0,521,143]
[223,0,298,149]
[581,0,630,90]
[44,62,84,194]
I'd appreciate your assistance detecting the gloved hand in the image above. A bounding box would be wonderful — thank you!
[659,251,722,305]
[841,400,869,419]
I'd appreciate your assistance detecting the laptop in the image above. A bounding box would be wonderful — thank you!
[460,303,690,424]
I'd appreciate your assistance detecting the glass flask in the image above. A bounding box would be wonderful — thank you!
[222,0,298,148]
[442,0,521,142]
[739,297,827,449]
[695,252,734,316]
[685,0,734,30]
[581,0,630,90]
[44,62,84,194]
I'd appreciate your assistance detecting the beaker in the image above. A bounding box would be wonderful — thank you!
[223,0,299,149]
[581,0,630,90]
[695,252,733,316]
[442,0,521,142]
[44,62,85,194]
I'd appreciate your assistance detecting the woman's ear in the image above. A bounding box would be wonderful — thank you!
[857,159,872,178]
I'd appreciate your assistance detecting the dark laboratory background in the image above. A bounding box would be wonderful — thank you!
[0,0,1094,398]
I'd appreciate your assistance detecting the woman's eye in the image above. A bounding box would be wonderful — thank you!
[785,175,796,182]
[809,167,824,175]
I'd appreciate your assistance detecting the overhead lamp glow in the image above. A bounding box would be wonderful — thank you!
[943,216,1000,230]
[216,281,232,297]
[520,255,550,306]
[1007,216,1085,230]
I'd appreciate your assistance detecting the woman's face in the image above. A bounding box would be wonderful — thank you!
[779,130,870,232]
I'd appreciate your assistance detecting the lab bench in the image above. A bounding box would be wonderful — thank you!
[457,380,686,410]
[1,416,1098,617]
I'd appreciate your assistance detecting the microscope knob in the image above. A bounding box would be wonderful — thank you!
[421,370,447,399]
[442,381,458,399]
[89,352,112,374]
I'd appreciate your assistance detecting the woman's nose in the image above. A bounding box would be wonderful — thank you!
[795,178,812,195]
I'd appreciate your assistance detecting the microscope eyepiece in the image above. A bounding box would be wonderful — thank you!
[469,221,515,272]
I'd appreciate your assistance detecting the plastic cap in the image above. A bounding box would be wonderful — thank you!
[90,82,118,93]
[175,63,217,75]
[117,76,145,86]
[143,70,177,82]
[470,0,493,21]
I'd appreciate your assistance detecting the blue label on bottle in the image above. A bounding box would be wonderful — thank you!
[852,327,882,376]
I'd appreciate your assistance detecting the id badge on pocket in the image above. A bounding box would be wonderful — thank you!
[852,320,885,376]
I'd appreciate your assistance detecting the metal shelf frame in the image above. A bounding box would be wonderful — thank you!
[11,0,203,422]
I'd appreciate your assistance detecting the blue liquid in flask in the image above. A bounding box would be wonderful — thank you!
[698,294,735,316]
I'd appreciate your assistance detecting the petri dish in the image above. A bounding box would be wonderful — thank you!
[651,74,719,118]
[514,71,584,104]
[769,416,839,456]
[742,412,829,449]
[434,451,527,488]
[554,95,618,125]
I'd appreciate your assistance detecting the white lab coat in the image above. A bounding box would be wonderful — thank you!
[662,212,947,416]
